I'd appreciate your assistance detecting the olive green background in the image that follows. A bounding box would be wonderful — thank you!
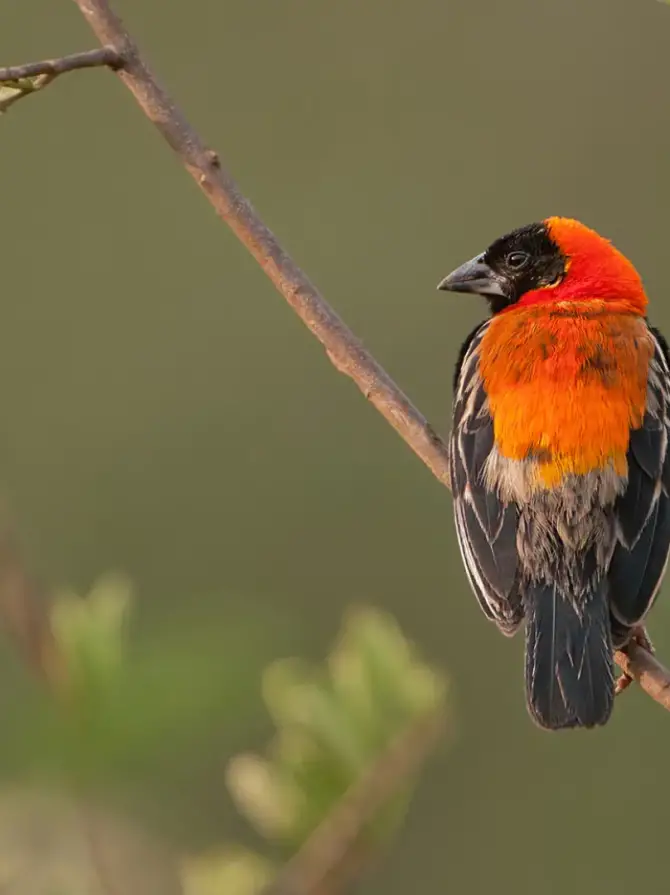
[4,0,670,892]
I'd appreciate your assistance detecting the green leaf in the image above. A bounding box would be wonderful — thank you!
[50,572,132,700]
[0,75,53,113]
[0,577,276,787]
[226,605,449,850]
[225,753,304,839]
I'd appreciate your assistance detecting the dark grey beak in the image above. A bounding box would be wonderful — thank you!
[437,253,506,298]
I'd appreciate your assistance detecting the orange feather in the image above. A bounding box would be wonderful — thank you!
[479,219,652,488]
[479,305,653,487]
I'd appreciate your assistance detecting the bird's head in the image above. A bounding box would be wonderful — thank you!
[438,217,647,315]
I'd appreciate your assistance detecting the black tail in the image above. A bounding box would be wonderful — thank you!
[524,581,614,730]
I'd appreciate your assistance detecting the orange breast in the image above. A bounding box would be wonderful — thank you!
[479,303,653,487]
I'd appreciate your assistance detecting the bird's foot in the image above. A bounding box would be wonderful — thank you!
[615,626,655,696]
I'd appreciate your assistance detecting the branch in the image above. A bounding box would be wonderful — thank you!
[615,642,670,710]
[260,709,445,895]
[64,0,670,718]
[69,0,451,490]
[0,47,122,82]
[0,48,122,112]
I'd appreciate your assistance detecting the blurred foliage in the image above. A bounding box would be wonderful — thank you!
[0,788,183,895]
[51,571,132,701]
[182,607,448,895]
[0,600,447,895]
[183,847,276,895]
[0,573,272,788]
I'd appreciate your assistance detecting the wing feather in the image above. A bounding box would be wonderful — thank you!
[609,327,670,636]
[450,322,523,635]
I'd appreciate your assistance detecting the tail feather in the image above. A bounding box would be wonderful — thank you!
[524,582,614,730]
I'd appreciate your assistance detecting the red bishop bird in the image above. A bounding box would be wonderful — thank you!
[439,217,670,730]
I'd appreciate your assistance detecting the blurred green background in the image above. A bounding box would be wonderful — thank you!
[4,0,670,892]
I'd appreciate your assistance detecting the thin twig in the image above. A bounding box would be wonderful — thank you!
[70,0,451,490]
[0,48,122,113]
[5,23,667,728]
[260,709,445,895]
[0,47,122,83]
[66,0,670,716]
[615,642,670,711]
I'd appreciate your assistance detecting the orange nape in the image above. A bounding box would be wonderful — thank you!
[512,218,649,315]
[479,305,653,487]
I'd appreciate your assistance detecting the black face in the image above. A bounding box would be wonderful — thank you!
[438,222,567,314]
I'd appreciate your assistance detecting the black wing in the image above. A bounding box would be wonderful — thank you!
[609,326,670,644]
[450,322,523,635]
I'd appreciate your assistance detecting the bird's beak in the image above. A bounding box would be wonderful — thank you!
[437,253,506,298]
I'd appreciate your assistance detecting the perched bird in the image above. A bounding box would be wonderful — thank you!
[439,218,670,730]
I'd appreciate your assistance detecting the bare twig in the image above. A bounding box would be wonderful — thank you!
[0,47,122,83]
[260,709,445,895]
[0,47,122,112]
[70,0,451,490]
[614,625,654,695]
[616,641,670,711]
[64,0,670,716]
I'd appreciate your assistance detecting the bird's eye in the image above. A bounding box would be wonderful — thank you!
[506,251,530,270]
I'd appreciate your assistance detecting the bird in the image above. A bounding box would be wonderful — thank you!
[438,217,670,730]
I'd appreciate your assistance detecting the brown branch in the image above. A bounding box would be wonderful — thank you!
[260,709,445,895]
[69,0,451,490]
[6,22,666,730]
[0,47,122,83]
[0,47,122,112]
[616,642,670,711]
[65,0,670,718]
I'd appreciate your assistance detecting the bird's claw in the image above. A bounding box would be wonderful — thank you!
[615,626,654,696]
